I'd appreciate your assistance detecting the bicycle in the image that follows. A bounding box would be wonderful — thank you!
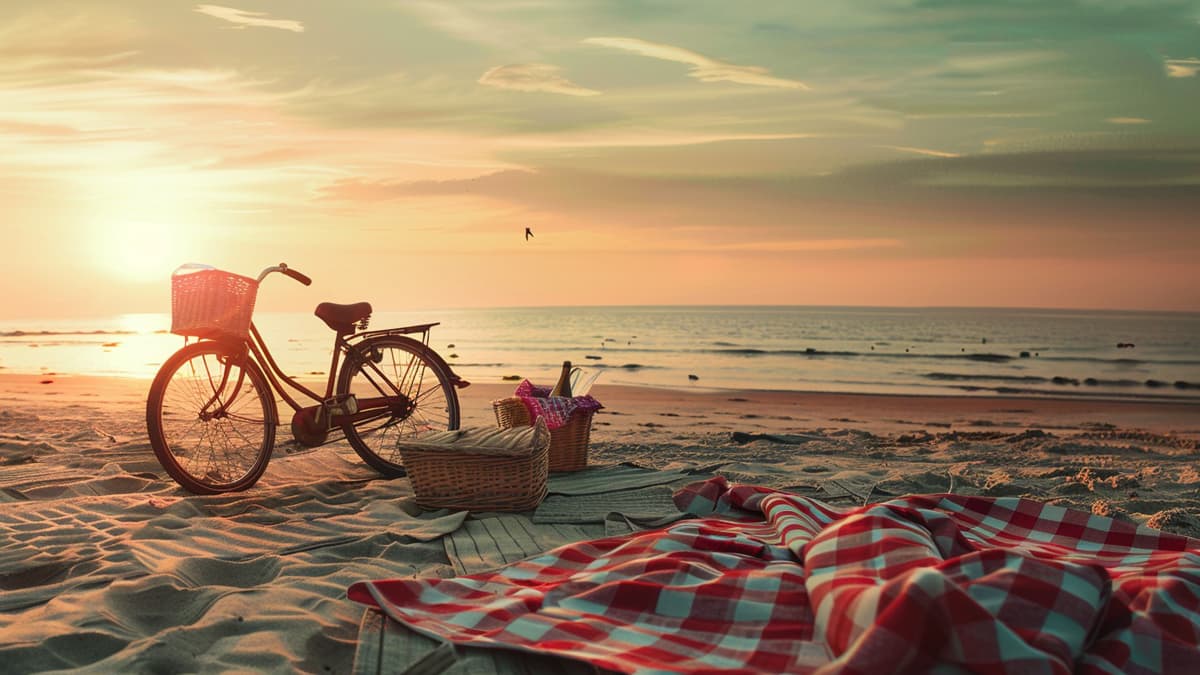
[145,263,469,494]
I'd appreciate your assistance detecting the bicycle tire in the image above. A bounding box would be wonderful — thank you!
[146,341,276,494]
[335,335,460,477]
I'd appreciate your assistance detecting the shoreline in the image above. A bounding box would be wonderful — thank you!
[4,360,1199,402]
[4,373,1196,438]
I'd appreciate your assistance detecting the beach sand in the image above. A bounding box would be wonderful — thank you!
[2,373,1198,672]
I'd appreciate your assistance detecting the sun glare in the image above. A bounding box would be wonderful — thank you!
[95,220,185,283]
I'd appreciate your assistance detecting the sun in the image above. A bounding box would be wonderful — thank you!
[83,168,214,285]
[95,220,186,283]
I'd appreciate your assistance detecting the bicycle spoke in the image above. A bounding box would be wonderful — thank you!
[152,343,272,491]
[337,337,458,476]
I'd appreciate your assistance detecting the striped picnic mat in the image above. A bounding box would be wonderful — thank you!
[349,477,1200,674]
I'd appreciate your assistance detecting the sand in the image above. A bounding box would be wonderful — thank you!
[1,373,1198,672]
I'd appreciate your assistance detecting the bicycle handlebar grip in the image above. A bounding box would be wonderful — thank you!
[282,267,312,286]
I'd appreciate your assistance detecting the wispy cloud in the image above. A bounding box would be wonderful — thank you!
[583,37,807,90]
[880,145,961,159]
[314,157,1200,266]
[400,1,510,47]
[194,5,304,33]
[0,9,142,72]
[478,64,599,97]
[1164,57,1200,78]
[0,119,80,138]
[1106,117,1150,125]
[497,129,814,149]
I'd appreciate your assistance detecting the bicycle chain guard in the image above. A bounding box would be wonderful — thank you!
[290,407,328,447]
[290,394,360,448]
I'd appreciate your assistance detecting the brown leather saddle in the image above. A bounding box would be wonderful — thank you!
[314,302,372,333]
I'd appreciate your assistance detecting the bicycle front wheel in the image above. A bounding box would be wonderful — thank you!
[336,336,460,477]
[146,341,277,494]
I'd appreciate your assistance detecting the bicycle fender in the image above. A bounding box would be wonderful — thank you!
[353,335,468,388]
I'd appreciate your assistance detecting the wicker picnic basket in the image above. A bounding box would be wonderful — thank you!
[170,267,259,341]
[493,397,594,472]
[399,420,551,512]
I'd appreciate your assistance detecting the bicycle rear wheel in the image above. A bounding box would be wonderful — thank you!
[336,335,460,477]
[146,341,276,494]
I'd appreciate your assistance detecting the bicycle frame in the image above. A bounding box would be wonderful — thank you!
[193,322,445,434]
[183,264,466,441]
[241,321,445,426]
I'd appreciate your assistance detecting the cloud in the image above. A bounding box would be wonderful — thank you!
[319,149,1200,211]
[838,149,1200,191]
[400,1,517,48]
[194,5,304,33]
[0,9,143,70]
[314,170,910,256]
[497,129,815,149]
[315,159,1200,262]
[1106,117,1150,125]
[583,37,808,90]
[478,64,600,97]
[880,145,961,159]
[1165,57,1200,78]
[0,119,80,137]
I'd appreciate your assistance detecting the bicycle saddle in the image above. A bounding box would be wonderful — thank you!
[315,302,372,333]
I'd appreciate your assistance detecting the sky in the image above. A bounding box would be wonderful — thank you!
[2,0,1199,318]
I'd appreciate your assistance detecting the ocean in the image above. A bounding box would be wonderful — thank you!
[2,306,1198,402]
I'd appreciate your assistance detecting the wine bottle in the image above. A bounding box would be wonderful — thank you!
[549,360,573,398]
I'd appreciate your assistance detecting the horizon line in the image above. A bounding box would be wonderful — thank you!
[4,302,1199,324]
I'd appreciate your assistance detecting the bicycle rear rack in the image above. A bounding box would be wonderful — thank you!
[352,322,439,345]
[345,321,469,388]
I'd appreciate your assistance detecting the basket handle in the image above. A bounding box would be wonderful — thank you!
[172,263,216,277]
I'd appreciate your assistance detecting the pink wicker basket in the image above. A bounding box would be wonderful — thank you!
[170,268,259,341]
[493,397,594,472]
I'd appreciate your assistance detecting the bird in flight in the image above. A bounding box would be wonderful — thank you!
[525,227,534,241]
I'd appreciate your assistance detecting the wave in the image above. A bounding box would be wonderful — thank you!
[942,382,1200,402]
[925,371,1198,390]
[473,361,665,372]
[502,341,1200,367]
[706,348,1017,362]
[925,372,1045,383]
[694,347,1200,366]
[1032,355,1200,366]
[593,363,663,370]
[711,348,770,355]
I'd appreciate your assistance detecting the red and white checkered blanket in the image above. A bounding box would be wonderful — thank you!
[348,477,1200,673]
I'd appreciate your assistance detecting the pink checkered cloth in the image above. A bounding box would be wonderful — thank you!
[348,477,1200,674]
[512,379,602,430]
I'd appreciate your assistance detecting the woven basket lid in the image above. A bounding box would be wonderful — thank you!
[398,417,549,457]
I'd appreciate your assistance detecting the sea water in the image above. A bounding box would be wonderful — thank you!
[1,306,1198,401]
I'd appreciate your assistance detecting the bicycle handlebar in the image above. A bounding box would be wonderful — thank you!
[282,267,312,286]
[256,263,312,286]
